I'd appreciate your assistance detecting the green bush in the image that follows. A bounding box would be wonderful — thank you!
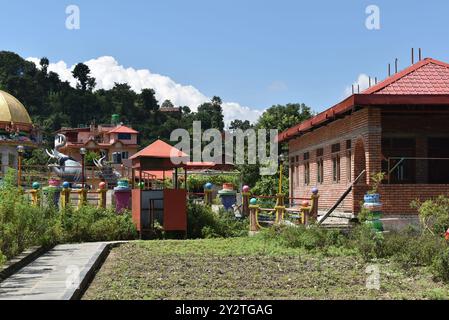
[432,248,449,282]
[412,195,449,236]
[260,224,347,251]
[187,174,240,192]
[0,169,138,264]
[62,206,137,243]
[392,234,446,268]
[187,202,248,239]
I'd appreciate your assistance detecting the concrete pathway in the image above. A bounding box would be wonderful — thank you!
[0,242,112,300]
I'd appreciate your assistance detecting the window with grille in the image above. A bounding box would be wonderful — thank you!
[317,158,324,184]
[346,140,352,150]
[331,143,341,153]
[346,150,352,182]
[332,155,341,183]
[304,162,310,185]
[304,152,310,161]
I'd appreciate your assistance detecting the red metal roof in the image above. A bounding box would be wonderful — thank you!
[129,139,188,160]
[364,58,449,95]
[108,125,139,134]
[278,58,449,143]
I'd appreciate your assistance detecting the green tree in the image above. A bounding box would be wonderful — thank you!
[195,96,225,131]
[140,88,159,112]
[72,63,96,91]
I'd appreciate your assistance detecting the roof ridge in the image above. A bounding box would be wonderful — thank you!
[363,58,449,95]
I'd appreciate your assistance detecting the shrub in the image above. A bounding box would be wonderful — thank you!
[187,203,217,239]
[260,224,347,251]
[0,168,138,265]
[347,224,384,260]
[187,174,240,192]
[187,202,248,239]
[432,248,449,282]
[412,195,449,236]
[62,206,137,243]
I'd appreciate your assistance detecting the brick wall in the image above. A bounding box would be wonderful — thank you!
[288,108,382,212]
[378,184,449,214]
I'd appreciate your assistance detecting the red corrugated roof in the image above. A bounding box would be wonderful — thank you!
[278,58,449,143]
[108,125,139,134]
[129,139,188,160]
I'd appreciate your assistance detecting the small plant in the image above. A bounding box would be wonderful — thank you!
[367,171,386,195]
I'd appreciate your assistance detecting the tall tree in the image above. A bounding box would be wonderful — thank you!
[72,63,96,91]
[140,88,159,112]
[195,96,225,131]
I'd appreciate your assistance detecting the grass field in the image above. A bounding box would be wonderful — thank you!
[83,236,449,300]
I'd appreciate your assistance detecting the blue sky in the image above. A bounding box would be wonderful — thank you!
[1,0,449,122]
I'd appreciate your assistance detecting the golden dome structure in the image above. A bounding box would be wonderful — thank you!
[0,90,32,126]
[0,91,38,173]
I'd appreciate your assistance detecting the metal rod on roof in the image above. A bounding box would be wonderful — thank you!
[352,84,354,94]
[388,63,391,77]
[412,48,415,64]
[375,77,378,84]
[369,77,371,87]
[395,58,398,73]
[419,48,422,61]
[358,84,360,93]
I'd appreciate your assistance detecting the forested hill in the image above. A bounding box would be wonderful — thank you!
[0,51,227,148]
[0,51,313,152]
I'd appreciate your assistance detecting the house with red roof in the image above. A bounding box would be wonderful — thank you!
[279,57,449,218]
[57,123,139,169]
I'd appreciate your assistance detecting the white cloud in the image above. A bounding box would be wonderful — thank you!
[27,56,263,125]
[344,73,371,97]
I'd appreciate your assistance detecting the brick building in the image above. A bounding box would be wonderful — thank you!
[278,58,449,216]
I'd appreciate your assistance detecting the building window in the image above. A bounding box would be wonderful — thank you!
[332,155,341,183]
[291,165,295,187]
[346,150,352,182]
[304,162,310,185]
[303,152,310,161]
[316,148,323,157]
[331,143,341,153]
[317,158,324,184]
[112,152,129,164]
[296,163,300,187]
[346,140,352,150]
[118,133,132,140]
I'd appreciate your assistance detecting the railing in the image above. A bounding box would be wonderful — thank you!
[1,164,160,190]
[27,187,108,209]
[387,157,449,184]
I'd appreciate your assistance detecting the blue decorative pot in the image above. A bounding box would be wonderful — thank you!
[218,190,237,210]
[364,193,380,204]
[363,193,383,232]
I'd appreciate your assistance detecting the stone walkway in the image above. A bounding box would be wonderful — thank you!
[0,242,112,300]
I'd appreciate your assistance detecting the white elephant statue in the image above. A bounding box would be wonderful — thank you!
[46,134,82,183]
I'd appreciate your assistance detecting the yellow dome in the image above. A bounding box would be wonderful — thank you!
[0,90,32,124]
